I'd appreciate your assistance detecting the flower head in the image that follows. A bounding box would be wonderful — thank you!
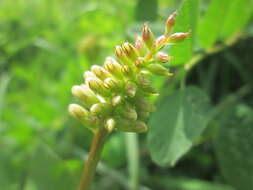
[69,12,190,133]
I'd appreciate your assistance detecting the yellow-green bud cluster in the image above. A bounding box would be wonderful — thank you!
[69,12,190,133]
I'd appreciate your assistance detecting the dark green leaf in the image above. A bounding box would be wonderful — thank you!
[150,176,235,190]
[148,87,211,166]
[215,104,253,190]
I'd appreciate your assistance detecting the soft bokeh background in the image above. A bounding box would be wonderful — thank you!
[1,0,253,190]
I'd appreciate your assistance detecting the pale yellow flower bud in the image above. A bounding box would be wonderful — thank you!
[90,103,112,116]
[71,85,99,107]
[91,65,111,80]
[104,77,121,91]
[105,118,116,132]
[86,77,110,96]
[147,64,172,76]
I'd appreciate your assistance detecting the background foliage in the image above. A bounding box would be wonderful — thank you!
[1,0,253,189]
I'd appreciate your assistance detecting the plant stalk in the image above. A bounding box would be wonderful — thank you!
[79,127,109,190]
[125,133,140,190]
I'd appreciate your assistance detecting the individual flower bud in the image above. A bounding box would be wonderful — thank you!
[167,31,191,43]
[71,85,99,107]
[86,77,110,96]
[121,65,134,77]
[103,57,123,78]
[135,57,146,67]
[156,52,172,63]
[155,35,167,50]
[125,81,137,97]
[118,104,138,121]
[133,121,148,132]
[115,117,148,133]
[91,65,111,80]
[136,74,157,94]
[142,23,155,50]
[115,45,132,65]
[104,77,121,91]
[90,103,112,116]
[147,64,172,76]
[138,111,150,121]
[83,71,96,79]
[68,104,99,132]
[122,42,139,61]
[133,97,156,112]
[105,118,116,132]
[135,35,146,56]
[111,95,122,106]
[165,12,177,35]
[68,104,89,120]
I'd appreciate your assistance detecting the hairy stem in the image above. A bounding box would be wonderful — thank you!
[79,127,109,190]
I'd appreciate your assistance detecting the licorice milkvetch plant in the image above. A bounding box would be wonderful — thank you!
[68,12,190,190]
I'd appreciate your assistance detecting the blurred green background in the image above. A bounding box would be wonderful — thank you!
[1,0,253,190]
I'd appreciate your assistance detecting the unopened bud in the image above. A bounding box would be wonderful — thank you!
[111,95,122,106]
[135,57,146,67]
[68,104,89,120]
[125,81,137,97]
[90,103,112,116]
[115,45,132,65]
[71,85,99,107]
[121,65,134,77]
[103,57,123,78]
[156,52,172,63]
[136,74,157,94]
[167,31,191,43]
[105,118,116,132]
[138,111,150,121]
[118,104,137,121]
[122,42,139,61]
[147,64,172,76]
[91,65,111,80]
[135,35,146,56]
[69,104,98,131]
[86,77,110,96]
[142,23,155,50]
[83,71,96,79]
[165,12,177,35]
[104,77,121,91]
[155,35,167,50]
[133,97,156,112]
[115,117,148,133]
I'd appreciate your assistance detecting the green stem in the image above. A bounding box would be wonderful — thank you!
[125,133,140,190]
[79,127,109,190]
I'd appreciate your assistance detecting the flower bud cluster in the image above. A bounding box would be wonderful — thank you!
[69,12,190,133]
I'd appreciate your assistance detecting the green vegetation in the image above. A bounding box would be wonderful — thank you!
[1,0,253,190]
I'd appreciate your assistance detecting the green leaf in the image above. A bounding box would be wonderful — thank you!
[147,87,211,166]
[0,148,20,190]
[29,145,78,190]
[135,0,158,22]
[151,176,235,190]
[170,0,199,65]
[221,0,253,38]
[0,74,10,118]
[215,104,253,190]
[198,0,234,48]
